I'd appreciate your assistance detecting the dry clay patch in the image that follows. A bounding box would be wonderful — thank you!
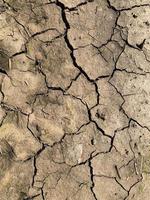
[0,0,149,199]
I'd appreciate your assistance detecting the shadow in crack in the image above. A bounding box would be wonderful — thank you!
[0,51,9,74]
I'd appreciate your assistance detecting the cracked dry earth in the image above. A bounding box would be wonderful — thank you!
[0,0,150,200]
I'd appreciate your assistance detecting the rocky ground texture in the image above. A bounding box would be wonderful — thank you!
[0,0,150,199]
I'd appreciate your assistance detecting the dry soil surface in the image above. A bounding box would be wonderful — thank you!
[0,0,150,199]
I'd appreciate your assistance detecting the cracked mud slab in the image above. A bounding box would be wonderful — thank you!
[0,0,150,199]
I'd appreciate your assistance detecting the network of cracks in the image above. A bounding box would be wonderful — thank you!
[0,0,149,199]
